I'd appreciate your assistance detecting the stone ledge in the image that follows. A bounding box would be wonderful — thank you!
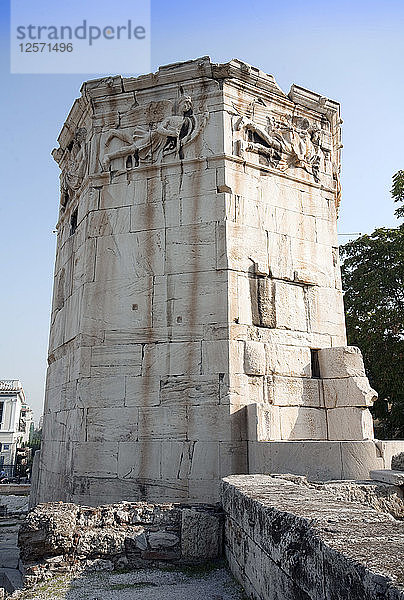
[371,470,404,486]
[0,485,30,497]
[221,474,404,600]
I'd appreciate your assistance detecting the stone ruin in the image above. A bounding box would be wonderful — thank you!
[15,477,404,598]
[1,56,400,600]
[31,57,404,508]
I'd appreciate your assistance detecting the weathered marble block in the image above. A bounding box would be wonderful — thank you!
[318,346,366,379]
[327,407,375,441]
[271,376,322,407]
[323,376,377,408]
[279,406,327,440]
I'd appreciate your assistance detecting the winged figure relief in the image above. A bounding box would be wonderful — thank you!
[102,94,209,169]
[61,127,88,195]
[235,114,324,182]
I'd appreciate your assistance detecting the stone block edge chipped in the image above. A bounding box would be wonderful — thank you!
[220,474,404,600]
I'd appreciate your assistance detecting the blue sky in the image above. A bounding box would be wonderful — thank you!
[1,0,403,421]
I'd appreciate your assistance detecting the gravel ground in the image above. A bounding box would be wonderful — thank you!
[10,565,247,600]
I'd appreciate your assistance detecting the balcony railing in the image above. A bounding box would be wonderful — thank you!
[0,380,22,392]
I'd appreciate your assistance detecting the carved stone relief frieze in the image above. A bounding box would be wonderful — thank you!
[101,93,209,169]
[55,92,209,215]
[60,127,89,207]
[233,109,333,184]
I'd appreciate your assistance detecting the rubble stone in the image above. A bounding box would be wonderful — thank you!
[17,500,223,584]
[18,503,79,561]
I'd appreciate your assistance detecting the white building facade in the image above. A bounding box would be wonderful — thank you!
[0,380,33,472]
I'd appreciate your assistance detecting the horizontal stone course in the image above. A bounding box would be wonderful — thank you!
[248,440,394,481]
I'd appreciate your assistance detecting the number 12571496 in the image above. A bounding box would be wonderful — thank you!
[19,43,73,52]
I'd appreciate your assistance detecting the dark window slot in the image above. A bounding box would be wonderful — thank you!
[70,208,78,236]
[311,349,321,378]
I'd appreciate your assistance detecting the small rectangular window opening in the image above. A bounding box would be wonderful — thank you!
[311,349,321,378]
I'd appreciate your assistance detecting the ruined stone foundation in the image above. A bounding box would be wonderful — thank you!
[33,57,398,507]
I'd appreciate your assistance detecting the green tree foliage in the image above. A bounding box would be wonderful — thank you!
[340,171,404,438]
[392,170,404,218]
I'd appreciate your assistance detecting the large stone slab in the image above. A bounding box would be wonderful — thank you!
[327,406,374,441]
[279,406,327,440]
[370,470,404,486]
[248,440,387,481]
[271,376,322,407]
[318,346,366,379]
[323,376,377,408]
[222,475,404,600]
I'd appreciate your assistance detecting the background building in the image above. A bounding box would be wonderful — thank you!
[0,380,33,475]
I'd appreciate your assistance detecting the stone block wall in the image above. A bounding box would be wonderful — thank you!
[219,69,377,445]
[245,346,376,443]
[222,475,404,600]
[38,59,250,505]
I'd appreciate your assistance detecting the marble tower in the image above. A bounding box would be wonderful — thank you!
[34,58,385,506]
